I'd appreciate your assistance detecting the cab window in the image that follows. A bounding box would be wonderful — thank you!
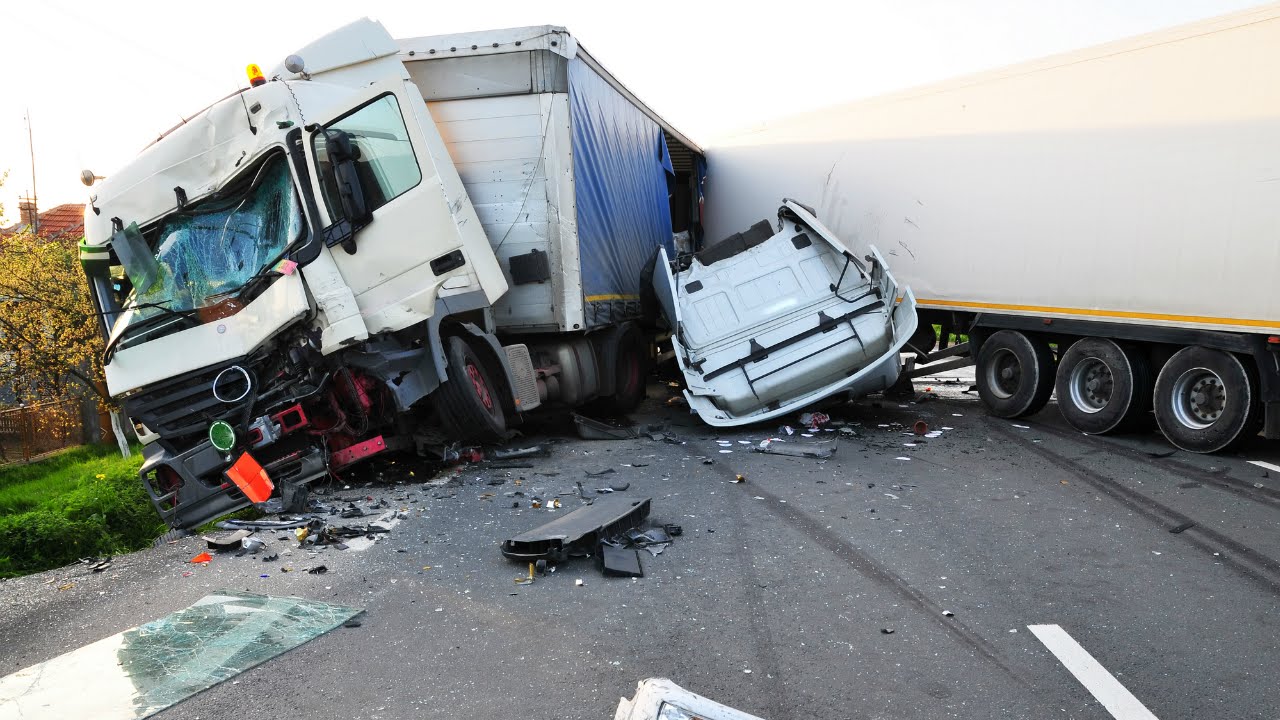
[312,93,422,219]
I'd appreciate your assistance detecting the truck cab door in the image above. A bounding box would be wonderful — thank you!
[304,78,505,335]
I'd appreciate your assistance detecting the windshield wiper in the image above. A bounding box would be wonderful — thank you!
[104,305,201,363]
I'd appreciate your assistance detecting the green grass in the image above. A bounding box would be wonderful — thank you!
[931,324,969,347]
[0,444,164,578]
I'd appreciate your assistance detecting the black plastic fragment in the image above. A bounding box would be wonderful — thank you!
[1169,521,1195,534]
[600,545,644,577]
[502,496,652,561]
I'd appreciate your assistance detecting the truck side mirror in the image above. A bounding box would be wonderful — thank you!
[322,129,372,254]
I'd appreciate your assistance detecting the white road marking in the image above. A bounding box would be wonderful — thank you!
[1246,460,1280,474]
[1028,624,1159,720]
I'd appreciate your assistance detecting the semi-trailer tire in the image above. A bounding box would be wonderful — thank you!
[1153,346,1261,453]
[976,330,1055,418]
[436,336,507,443]
[1054,338,1153,434]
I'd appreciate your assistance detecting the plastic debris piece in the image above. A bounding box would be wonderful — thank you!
[913,420,928,435]
[262,553,279,562]
[226,452,274,503]
[190,552,213,564]
[943,610,954,617]
[881,628,895,634]
[601,545,644,577]
[585,468,616,477]
[308,565,328,574]
[204,530,251,551]
[241,537,265,553]
[733,474,745,483]
[798,411,830,429]
[1169,522,1195,534]
[575,578,585,587]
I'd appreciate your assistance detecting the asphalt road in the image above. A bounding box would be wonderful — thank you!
[1,375,1277,720]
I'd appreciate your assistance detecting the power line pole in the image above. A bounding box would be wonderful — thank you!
[25,109,38,235]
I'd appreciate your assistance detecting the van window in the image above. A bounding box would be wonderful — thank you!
[313,94,422,219]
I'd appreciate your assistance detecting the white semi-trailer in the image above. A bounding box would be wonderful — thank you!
[79,20,914,530]
[704,3,1280,453]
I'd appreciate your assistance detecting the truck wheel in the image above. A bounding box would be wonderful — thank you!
[976,330,1055,418]
[593,324,649,414]
[1054,338,1152,434]
[1153,346,1261,453]
[436,336,507,443]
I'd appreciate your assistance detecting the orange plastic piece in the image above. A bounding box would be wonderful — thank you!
[226,452,274,503]
[190,552,212,564]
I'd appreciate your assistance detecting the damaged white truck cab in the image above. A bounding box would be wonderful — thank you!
[655,200,917,426]
[80,18,916,531]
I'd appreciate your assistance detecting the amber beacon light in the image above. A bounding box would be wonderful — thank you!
[246,63,266,87]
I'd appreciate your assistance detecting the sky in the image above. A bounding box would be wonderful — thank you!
[0,0,1268,223]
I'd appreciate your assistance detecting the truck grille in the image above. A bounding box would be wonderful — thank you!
[125,360,257,444]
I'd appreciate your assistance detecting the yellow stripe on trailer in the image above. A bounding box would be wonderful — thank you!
[914,298,1280,331]
[584,294,640,302]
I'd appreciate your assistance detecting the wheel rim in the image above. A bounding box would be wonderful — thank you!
[465,361,495,411]
[985,348,1022,399]
[1067,357,1114,414]
[1170,366,1226,430]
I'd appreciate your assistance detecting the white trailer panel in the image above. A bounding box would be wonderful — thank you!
[704,3,1280,335]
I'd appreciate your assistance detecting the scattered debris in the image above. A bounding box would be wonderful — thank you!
[733,474,746,483]
[881,628,895,635]
[585,468,617,477]
[912,420,928,435]
[190,552,213,565]
[308,565,329,575]
[1169,521,1195,534]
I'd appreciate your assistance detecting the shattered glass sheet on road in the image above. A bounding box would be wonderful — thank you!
[0,590,360,720]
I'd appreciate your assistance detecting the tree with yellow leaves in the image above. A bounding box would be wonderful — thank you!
[0,229,127,456]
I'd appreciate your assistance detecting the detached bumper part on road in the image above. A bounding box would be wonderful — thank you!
[654,200,918,427]
[615,677,767,720]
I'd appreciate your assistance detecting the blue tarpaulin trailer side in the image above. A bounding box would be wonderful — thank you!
[568,58,676,329]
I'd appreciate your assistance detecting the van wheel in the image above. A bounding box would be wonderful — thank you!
[436,336,507,443]
[976,330,1055,418]
[1153,346,1260,453]
[1055,338,1152,435]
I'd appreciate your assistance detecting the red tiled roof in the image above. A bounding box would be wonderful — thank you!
[1,203,85,240]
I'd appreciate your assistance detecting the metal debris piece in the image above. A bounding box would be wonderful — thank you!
[492,446,548,460]
[615,677,767,720]
[756,439,836,459]
[573,413,639,440]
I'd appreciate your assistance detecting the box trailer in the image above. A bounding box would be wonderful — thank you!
[703,3,1280,452]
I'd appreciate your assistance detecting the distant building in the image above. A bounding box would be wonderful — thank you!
[1,200,86,241]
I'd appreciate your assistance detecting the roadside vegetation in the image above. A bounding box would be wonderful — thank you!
[0,445,161,578]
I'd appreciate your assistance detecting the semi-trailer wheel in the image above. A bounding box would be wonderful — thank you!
[975,330,1055,418]
[591,323,649,414]
[1054,338,1153,434]
[435,336,508,442]
[1153,346,1261,453]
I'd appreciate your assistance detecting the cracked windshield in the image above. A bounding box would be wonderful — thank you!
[113,154,302,345]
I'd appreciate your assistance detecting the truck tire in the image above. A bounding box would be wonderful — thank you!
[435,336,507,443]
[976,330,1055,418]
[1054,338,1153,435]
[608,324,649,413]
[1153,346,1261,453]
